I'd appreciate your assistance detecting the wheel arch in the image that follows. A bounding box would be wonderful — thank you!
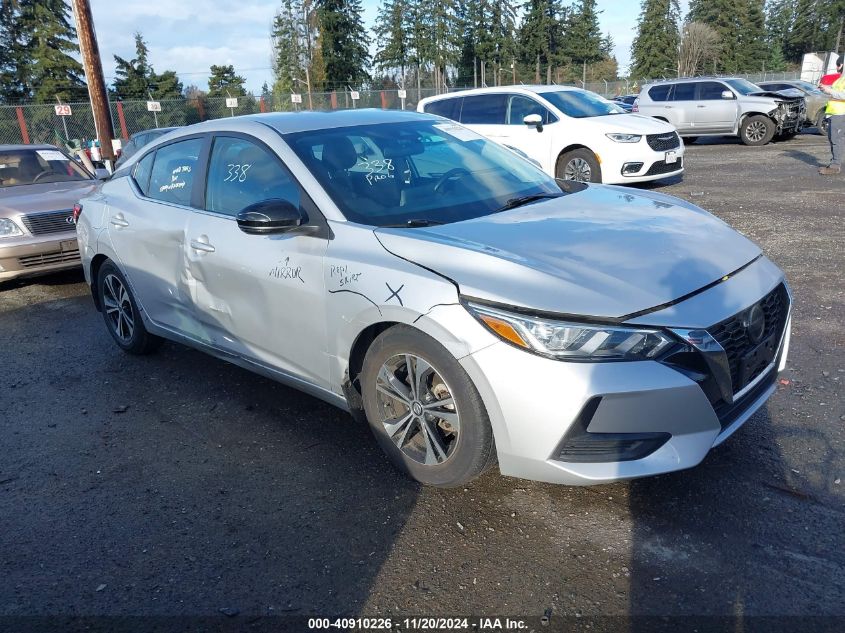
[89,253,111,312]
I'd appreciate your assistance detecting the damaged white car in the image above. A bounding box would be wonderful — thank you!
[77,110,791,487]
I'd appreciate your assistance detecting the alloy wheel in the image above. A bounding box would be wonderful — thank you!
[563,157,592,182]
[374,353,460,466]
[746,121,767,143]
[102,273,135,343]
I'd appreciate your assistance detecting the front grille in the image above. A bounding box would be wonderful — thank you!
[713,367,777,430]
[20,209,76,236]
[646,132,680,151]
[645,157,683,176]
[707,283,789,394]
[18,249,80,268]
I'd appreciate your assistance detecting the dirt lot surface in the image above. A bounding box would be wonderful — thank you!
[1,133,843,630]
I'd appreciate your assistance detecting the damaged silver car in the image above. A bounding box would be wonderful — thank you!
[635,77,806,145]
[76,111,792,487]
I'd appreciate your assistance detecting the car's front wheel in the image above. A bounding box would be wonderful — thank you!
[815,110,830,136]
[360,325,496,487]
[740,115,775,146]
[556,149,602,183]
[97,261,163,355]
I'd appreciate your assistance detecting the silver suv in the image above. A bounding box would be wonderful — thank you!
[635,77,806,145]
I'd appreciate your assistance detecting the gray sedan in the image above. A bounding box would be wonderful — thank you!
[76,110,791,487]
[757,80,829,133]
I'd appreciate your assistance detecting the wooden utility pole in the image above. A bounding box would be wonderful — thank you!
[70,0,115,162]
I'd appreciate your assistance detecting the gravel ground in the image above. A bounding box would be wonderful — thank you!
[0,133,843,629]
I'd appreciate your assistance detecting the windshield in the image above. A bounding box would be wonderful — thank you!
[284,120,562,227]
[724,78,764,96]
[538,90,624,118]
[0,148,92,187]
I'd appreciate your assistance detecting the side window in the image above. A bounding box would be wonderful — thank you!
[205,136,300,217]
[424,97,462,122]
[507,95,553,125]
[672,83,697,101]
[147,138,202,205]
[647,85,672,102]
[699,82,727,100]
[132,151,155,196]
[460,94,507,124]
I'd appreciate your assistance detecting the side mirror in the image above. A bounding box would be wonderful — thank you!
[523,113,543,131]
[721,90,735,100]
[236,199,307,235]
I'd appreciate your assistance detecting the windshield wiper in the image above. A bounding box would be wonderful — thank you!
[381,218,445,228]
[496,192,563,213]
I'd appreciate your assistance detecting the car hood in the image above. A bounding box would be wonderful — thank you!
[744,92,802,104]
[0,181,97,217]
[584,113,676,134]
[375,185,761,320]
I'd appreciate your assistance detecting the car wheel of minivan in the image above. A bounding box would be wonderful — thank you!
[360,325,496,487]
[557,149,602,183]
[740,115,775,146]
[97,261,163,355]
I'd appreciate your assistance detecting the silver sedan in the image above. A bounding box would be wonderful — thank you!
[76,110,791,487]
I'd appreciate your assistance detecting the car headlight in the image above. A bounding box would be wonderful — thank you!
[466,301,675,361]
[0,218,23,238]
[606,133,642,143]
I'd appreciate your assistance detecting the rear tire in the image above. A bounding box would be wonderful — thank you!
[360,325,496,487]
[97,261,163,355]
[556,149,602,183]
[740,115,775,146]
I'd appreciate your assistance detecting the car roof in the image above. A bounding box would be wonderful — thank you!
[156,109,437,136]
[644,77,743,86]
[421,85,586,103]
[0,144,65,152]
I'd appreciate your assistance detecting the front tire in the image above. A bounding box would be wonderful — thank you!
[740,115,775,146]
[97,261,163,355]
[360,325,496,487]
[815,111,829,136]
[556,149,602,183]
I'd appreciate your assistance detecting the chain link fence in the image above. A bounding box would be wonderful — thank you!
[0,73,805,149]
[0,89,440,150]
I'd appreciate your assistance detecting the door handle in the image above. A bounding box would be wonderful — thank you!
[110,214,129,228]
[190,238,215,253]
[697,105,706,108]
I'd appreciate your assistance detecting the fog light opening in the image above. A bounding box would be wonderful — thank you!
[622,162,644,176]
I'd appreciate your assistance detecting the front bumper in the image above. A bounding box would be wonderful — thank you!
[599,140,685,185]
[459,261,790,485]
[0,233,80,281]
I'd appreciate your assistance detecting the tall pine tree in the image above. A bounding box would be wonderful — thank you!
[315,0,370,89]
[0,0,29,103]
[24,0,86,102]
[207,65,247,97]
[630,0,681,79]
[373,0,411,78]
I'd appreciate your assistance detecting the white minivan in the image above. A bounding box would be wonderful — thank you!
[419,86,684,184]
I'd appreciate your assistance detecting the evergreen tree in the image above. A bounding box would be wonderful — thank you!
[18,0,87,103]
[630,0,681,80]
[0,0,29,103]
[151,70,183,99]
[517,0,567,83]
[207,65,247,97]
[113,33,155,99]
[373,0,411,77]
[272,0,308,94]
[562,0,605,66]
[315,0,370,89]
[765,0,796,54]
[737,0,767,72]
[687,0,736,71]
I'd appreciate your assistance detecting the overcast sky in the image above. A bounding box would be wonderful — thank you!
[88,0,691,94]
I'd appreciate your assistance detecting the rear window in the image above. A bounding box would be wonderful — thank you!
[460,94,507,124]
[424,97,462,121]
[146,138,203,206]
[647,85,672,102]
[672,83,696,101]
